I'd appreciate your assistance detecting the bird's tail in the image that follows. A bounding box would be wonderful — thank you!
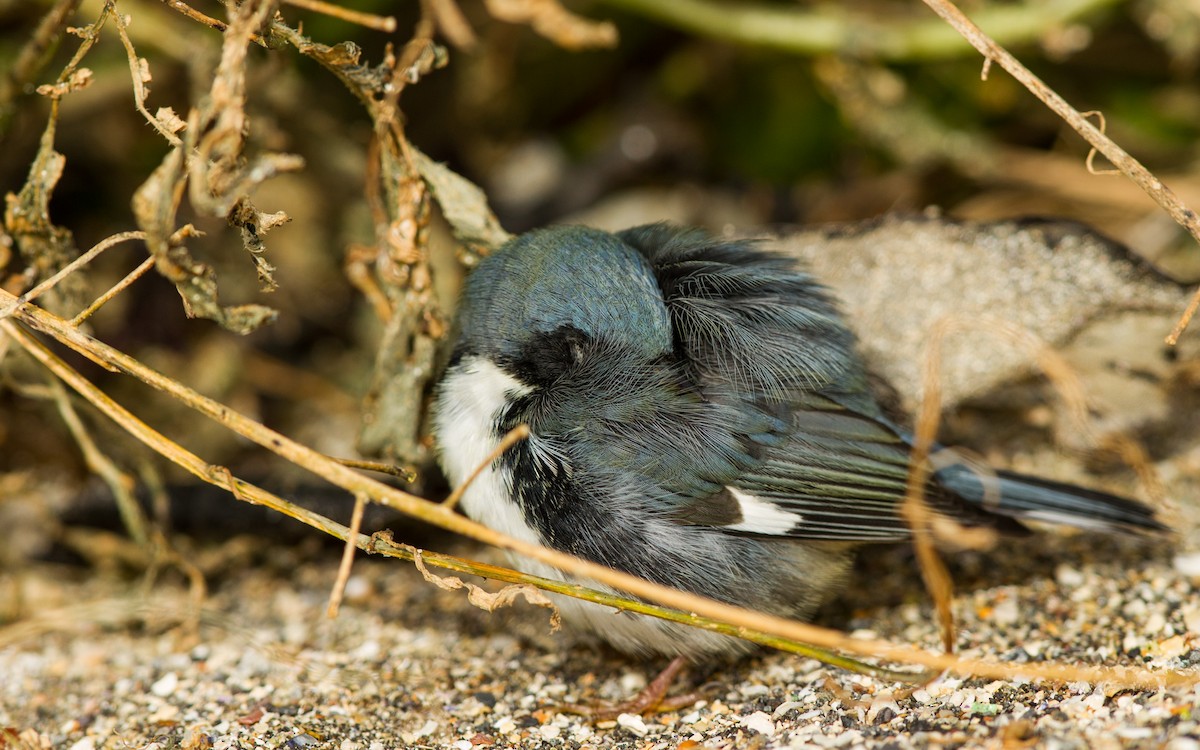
[933,463,1168,534]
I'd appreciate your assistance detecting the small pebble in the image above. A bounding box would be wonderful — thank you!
[991,597,1019,625]
[1055,564,1085,587]
[412,720,437,739]
[1174,553,1200,577]
[149,673,178,698]
[619,672,646,693]
[342,575,370,600]
[617,713,649,737]
[739,711,775,736]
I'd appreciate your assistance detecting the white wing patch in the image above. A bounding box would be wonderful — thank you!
[725,486,802,535]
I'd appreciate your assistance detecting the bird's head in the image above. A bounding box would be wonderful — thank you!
[452,226,673,386]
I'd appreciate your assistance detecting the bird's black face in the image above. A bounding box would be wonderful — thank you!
[445,322,594,430]
[496,324,591,389]
[445,324,593,438]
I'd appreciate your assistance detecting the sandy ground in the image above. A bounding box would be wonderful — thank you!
[3,527,1199,750]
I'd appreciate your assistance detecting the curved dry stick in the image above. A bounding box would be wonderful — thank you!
[921,0,1200,344]
[281,0,396,31]
[0,231,147,321]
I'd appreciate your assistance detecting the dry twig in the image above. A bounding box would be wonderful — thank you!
[0,0,85,133]
[326,492,368,618]
[920,0,1200,344]
[282,0,396,32]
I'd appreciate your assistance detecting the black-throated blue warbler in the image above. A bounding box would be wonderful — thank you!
[433,223,1166,659]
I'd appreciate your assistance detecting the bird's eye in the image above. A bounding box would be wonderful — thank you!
[510,324,592,387]
[546,325,590,370]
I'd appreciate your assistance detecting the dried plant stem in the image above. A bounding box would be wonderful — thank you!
[156,0,267,45]
[1099,435,1169,511]
[903,310,1174,666]
[1167,288,1200,347]
[426,0,477,49]
[0,0,85,131]
[326,492,367,619]
[281,0,397,32]
[157,0,230,33]
[44,376,149,543]
[329,457,416,482]
[921,0,1199,238]
[109,6,183,146]
[442,424,530,510]
[902,357,957,656]
[2,295,1193,688]
[900,311,1100,660]
[10,0,85,82]
[71,255,156,326]
[0,231,146,321]
[920,0,1200,344]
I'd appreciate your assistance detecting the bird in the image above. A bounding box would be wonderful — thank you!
[432,222,1166,663]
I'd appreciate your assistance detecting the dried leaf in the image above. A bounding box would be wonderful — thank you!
[35,68,93,98]
[158,240,278,334]
[122,0,293,332]
[411,147,511,263]
[412,550,561,631]
[132,149,278,334]
[131,145,185,243]
[227,198,288,293]
[3,123,82,312]
[356,142,438,465]
[154,106,186,135]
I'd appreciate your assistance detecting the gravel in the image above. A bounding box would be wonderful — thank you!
[3,530,1198,749]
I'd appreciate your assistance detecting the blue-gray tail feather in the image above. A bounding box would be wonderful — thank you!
[934,464,1167,534]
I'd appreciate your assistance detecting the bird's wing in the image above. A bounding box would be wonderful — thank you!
[618,224,862,399]
[614,224,966,542]
[725,395,920,541]
[610,224,1160,542]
